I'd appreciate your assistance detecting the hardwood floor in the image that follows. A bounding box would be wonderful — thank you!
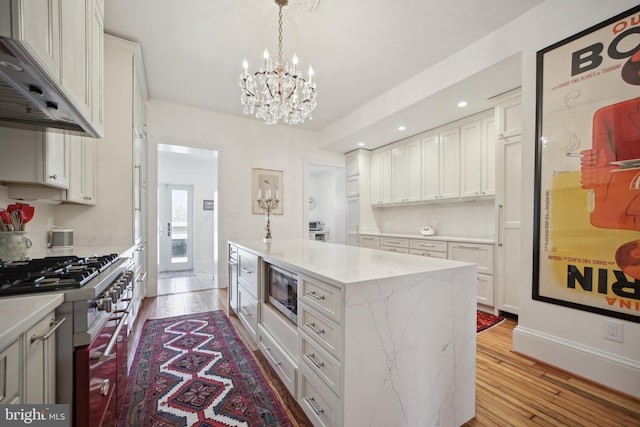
[128,289,640,426]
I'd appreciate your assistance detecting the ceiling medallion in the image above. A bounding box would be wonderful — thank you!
[246,0,320,22]
[239,0,317,125]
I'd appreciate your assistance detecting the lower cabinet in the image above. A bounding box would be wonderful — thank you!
[237,284,259,340]
[0,310,61,405]
[380,237,409,253]
[448,242,495,310]
[0,339,21,405]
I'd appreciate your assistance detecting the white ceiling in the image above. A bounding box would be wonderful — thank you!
[104,0,543,152]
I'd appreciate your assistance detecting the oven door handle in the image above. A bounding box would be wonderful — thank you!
[90,311,129,361]
[30,317,66,343]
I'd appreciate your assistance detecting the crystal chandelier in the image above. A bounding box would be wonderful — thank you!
[239,0,317,125]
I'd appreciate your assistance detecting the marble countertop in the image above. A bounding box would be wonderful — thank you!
[231,239,474,286]
[0,293,64,351]
[358,232,495,244]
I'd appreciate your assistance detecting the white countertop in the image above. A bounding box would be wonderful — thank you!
[0,293,64,351]
[358,232,495,244]
[231,239,473,286]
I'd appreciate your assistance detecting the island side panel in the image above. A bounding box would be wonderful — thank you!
[342,264,476,427]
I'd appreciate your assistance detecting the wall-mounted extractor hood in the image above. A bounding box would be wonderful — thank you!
[0,39,102,138]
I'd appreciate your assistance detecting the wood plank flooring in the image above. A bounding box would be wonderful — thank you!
[128,289,640,426]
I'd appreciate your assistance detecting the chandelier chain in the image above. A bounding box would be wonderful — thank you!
[278,5,283,66]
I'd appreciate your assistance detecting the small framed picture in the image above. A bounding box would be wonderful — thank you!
[203,200,214,211]
[252,168,283,215]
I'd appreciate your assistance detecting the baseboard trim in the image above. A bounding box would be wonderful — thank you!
[513,325,640,398]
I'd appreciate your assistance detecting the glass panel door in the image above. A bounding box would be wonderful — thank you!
[160,184,193,272]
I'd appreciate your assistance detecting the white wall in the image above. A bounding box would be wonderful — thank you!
[146,100,346,293]
[328,0,640,398]
[158,151,217,273]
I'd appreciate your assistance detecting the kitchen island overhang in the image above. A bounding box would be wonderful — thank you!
[230,239,477,427]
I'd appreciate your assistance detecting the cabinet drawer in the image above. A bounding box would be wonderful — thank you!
[238,285,259,340]
[238,249,259,297]
[261,303,298,359]
[258,326,297,397]
[410,239,447,252]
[298,363,343,427]
[448,242,495,275]
[380,237,409,248]
[299,305,342,359]
[410,249,447,259]
[300,332,342,398]
[25,311,58,404]
[0,339,21,404]
[358,235,380,250]
[381,246,409,254]
[300,276,343,324]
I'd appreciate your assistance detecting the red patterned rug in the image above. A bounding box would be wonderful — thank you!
[119,311,293,426]
[477,310,505,333]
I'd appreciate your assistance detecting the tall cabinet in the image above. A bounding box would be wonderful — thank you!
[344,150,376,245]
[492,88,522,315]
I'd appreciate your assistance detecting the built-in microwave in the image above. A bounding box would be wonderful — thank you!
[266,263,298,324]
[309,221,323,231]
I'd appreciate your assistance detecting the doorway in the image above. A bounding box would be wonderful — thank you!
[308,164,347,244]
[156,144,218,296]
[159,184,193,272]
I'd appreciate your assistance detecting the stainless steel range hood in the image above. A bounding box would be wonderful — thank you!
[0,39,102,138]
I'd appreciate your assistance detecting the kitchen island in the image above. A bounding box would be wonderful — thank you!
[229,239,477,427]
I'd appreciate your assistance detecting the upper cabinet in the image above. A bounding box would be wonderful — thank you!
[494,89,522,139]
[460,114,496,198]
[391,138,421,203]
[370,150,391,205]
[67,135,96,205]
[421,127,460,201]
[0,0,104,137]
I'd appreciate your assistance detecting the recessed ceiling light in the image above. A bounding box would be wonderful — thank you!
[457,101,468,108]
[357,142,365,147]
[398,126,406,131]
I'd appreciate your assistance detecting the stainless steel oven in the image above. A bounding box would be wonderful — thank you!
[266,263,298,324]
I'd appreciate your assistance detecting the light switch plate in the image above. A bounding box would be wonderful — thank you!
[603,320,623,343]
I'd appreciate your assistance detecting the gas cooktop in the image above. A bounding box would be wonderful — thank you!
[0,254,119,297]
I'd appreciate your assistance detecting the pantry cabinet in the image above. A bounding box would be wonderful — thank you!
[345,150,376,246]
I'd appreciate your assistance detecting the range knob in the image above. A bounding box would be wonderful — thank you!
[107,286,121,301]
[95,297,113,312]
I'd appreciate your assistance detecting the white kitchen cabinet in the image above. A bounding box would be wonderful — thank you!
[494,88,522,140]
[358,234,380,249]
[24,311,58,404]
[259,303,299,397]
[344,149,376,245]
[460,113,496,198]
[448,241,495,309]
[346,197,359,246]
[370,150,391,205]
[346,154,359,177]
[380,236,410,253]
[2,0,61,81]
[228,244,239,315]
[410,239,448,259]
[391,138,421,203]
[0,339,21,405]
[422,127,460,200]
[492,88,521,315]
[90,0,104,131]
[61,0,91,118]
[67,136,96,204]
[0,127,69,189]
[237,248,260,341]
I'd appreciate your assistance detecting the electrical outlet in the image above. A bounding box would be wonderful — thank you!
[603,320,623,343]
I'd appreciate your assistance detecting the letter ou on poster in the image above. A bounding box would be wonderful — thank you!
[533,5,640,323]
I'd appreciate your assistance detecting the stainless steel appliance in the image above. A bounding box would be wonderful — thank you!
[0,254,134,426]
[266,263,298,324]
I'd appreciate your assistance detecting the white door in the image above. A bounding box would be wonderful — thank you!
[160,184,194,272]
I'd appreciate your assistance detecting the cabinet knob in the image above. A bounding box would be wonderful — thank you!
[49,174,57,180]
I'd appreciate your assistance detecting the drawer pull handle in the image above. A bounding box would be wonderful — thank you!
[260,342,281,367]
[241,267,253,274]
[241,307,252,317]
[458,245,480,250]
[30,317,66,343]
[305,322,325,335]
[304,352,325,369]
[100,379,110,396]
[422,244,435,248]
[306,290,325,300]
[304,396,325,415]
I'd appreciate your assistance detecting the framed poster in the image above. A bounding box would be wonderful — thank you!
[533,5,640,323]
[252,168,283,215]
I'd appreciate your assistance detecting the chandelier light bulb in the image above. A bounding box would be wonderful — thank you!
[242,59,248,74]
[308,65,314,81]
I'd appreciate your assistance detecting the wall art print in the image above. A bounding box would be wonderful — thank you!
[252,168,283,215]
[533,5,640,323]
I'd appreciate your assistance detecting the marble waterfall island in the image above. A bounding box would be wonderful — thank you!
[230,239,477,427]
